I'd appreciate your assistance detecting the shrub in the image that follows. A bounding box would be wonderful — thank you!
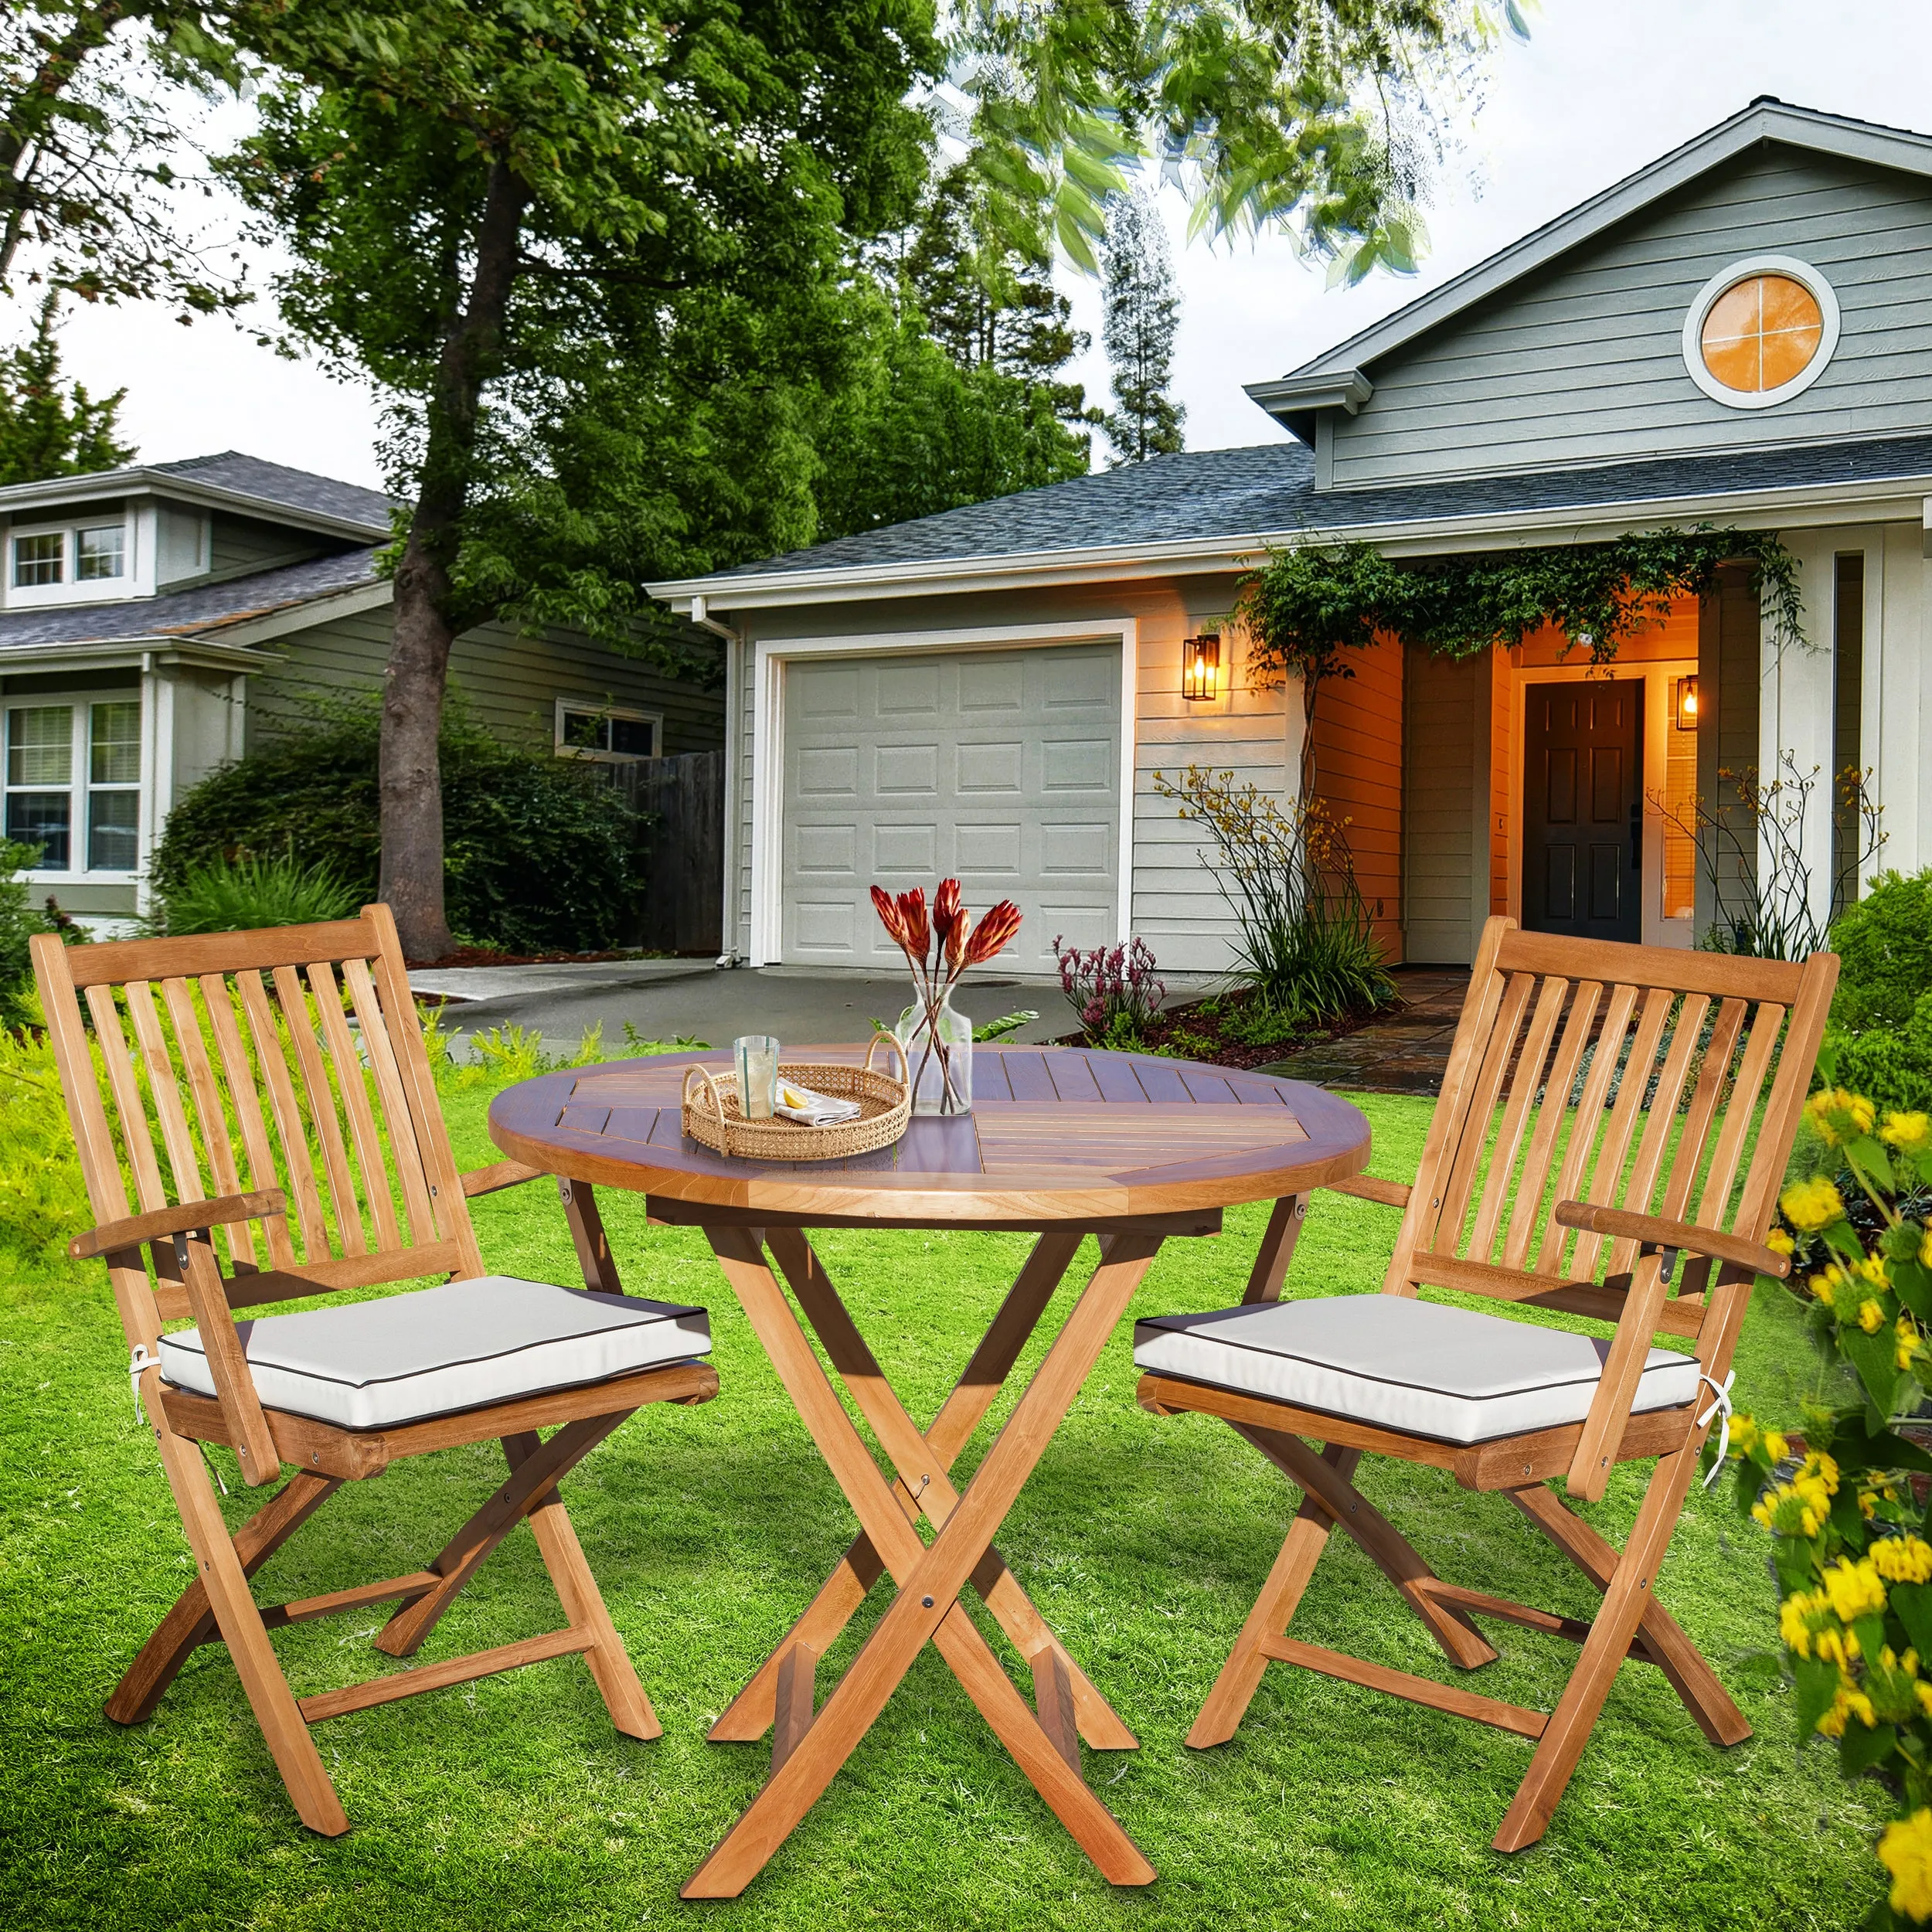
[1726,1084,1932,1928]
[149,850,361,934]
[1834,871,1932,1034]
[0,836,53,1027]
[1152,764,1396,1023]
[0,996,89,1271]
[1053,936,1164,1042]
[151,696,642,954]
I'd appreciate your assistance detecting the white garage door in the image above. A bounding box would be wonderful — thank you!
[781,643,1121,969]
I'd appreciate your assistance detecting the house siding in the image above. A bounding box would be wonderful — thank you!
[1329,148,1932,488]
[727,579,1297,975]
[1403,643,1491,963]
[1309,631,1403,961]
[250,604,725,758]
[208,511,331,579]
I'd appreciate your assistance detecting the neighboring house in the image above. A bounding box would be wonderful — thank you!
[0,451,724,934]
[651,98,1932,974]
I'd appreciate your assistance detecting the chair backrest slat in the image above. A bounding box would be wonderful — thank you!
[160,976,257,1271]
[309,959,403,1250]
[234,966,333,1260]
[341,956,439,1245]
[198,970,299,1270]
[270,964,367,1257]
[1396,920,1838,1357]
[124,978,208,1208]
[84,980,168,1207]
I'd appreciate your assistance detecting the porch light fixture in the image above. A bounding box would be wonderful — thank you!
[1674,675,1700,731]
[1182,634,1220,702]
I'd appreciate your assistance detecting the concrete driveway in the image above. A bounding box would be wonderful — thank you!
[410,960,1087,1056]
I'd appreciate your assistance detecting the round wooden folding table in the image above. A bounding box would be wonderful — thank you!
[490,1043,1369,1896]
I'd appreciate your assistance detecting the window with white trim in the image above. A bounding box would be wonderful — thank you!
[9,519,129,590]
[3,698,141,874]
[554,698,661,763]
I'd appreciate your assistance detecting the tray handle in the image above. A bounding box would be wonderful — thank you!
[682,1061,734,1151]
[865,1029,910,1092]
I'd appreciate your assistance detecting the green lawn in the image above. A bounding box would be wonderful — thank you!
[0,1087,1883,1930]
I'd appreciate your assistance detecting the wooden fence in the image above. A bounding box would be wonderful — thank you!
[615,750,724,955]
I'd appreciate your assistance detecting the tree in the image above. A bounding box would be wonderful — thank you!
[2,2,244,313]
[0,293,134,484]
[1100,189,1183,465]
[221,0,939,960]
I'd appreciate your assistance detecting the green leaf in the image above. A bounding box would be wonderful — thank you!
[1849,1137,1897,1190]
[1841,1719,1898,1776]
[1794,1654,1842,1738]
[1843,1327,1902,1419]
[1891,1583,1932,1661]
[1855,1614,1891,1665]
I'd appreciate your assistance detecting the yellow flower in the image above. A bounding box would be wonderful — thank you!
[1823,1557,1888,1624]
[1881,1810,1932,1922]
[1818,1679,1878,1736]
[1882,1112,1932,1155]
[1783,1176,1847,1233]
[1766,1227,1797,1257]
[1923,1228,1932,1270]
[1862,1298,1888,1334]
[1764,1429,1790,1461]
[1919,1681,1932,1720]
[1812,1270,1835,1308]
[1874,1538,1932,1584]
[1808,1088,1878,1147]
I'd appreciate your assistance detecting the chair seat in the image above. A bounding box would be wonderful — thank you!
[159,1275,712,1430]
[1133,1294,1699,1445]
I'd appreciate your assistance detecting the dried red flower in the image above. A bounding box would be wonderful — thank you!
[961,899,1022,967]
[933,877,963,954]
[869,883,907,952]
[896,888,930,968]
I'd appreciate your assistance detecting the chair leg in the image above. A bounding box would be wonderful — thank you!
[142,1377,346,1835]
[107,1471,340,1726]
[1187,1447,1355,1748]
[373,1411,630,1658]
[1508,1481,1750,1747]
[505,1431,661,1740]
[1493,1449,1696,1852]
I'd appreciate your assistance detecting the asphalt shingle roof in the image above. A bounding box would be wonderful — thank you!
[145,452,398,531]
[718,430,1932,580]
[0,546,383,649]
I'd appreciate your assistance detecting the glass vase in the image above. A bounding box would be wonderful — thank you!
[895,988,973,1116]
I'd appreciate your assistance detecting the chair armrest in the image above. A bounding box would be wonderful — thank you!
[70,1187,287,1261]
[1325,1175,1412,1209]
[1552,1200,1791,1281]
[463,1159,548,1199]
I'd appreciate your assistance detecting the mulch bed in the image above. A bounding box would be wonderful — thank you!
[406,946,675,970]
[1056,985,1391,1071]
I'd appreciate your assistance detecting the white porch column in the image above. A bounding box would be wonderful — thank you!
[1873,519,1930,878]
[1759,530,1836,940]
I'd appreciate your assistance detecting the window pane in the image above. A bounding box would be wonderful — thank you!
[6,792,70,868]
[77,524,125,580]
[610,716,656,757]
[90,701,141,783]
[12,532,63,587]
[87,788,138,871]
[8,706,73,786]
[561,709,611,751]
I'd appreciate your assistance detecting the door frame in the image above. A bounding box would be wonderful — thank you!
[748,618,1138,966]
[1505,658,1696,951]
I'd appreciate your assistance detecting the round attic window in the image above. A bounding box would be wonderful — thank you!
[1682,255,1839,410]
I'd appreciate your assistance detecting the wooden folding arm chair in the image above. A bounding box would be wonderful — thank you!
[32,904,719,1836]
[1134,917,1836,1849]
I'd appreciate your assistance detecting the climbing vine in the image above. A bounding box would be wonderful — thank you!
[1233,526,1806,692]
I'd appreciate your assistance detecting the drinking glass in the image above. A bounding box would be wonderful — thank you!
[735,1034,779,1120]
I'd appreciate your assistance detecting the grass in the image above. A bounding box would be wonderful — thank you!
[0,1086,1886,1931]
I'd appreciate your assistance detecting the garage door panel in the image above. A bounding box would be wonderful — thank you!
[781,645,1118,964]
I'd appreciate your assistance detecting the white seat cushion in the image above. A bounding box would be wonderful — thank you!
[158,1275,710,1430]
[1133,1294,1699,1445]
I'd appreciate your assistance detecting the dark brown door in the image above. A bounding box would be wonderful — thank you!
[1522,679,1643,944]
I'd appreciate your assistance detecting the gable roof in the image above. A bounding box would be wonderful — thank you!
[1249,99,1932,434]
[650,429,1932,609]
[0,451,396,541]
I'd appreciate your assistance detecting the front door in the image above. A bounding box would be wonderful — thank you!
[1522,679,1643,944]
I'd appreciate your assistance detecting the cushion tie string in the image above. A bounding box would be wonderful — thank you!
[1696,1369,1735,1488]
[128,1345,158,1417]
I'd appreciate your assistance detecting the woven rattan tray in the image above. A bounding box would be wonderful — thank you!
[681,1034,910,1161]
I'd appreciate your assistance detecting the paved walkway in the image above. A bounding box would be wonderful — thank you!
[1256,967,1471,1096]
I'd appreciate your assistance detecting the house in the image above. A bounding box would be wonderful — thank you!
[0,451,725,934]
[649,98,1932,975]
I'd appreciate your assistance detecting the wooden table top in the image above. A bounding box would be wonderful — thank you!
[489,1045,1371,1229]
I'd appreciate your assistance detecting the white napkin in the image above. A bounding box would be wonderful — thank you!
[774,1077,862,1126]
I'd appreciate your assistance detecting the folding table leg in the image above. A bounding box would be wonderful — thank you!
[708,1230,1102,1745]
[685,1226,1162,1898]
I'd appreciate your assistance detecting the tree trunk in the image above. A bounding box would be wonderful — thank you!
[379,159,529,961]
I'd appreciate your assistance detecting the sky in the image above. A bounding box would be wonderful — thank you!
[39,0,1932,494]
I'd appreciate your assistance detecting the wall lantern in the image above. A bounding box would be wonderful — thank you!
[1182,633,1221,702]
[1674,675,1700,731]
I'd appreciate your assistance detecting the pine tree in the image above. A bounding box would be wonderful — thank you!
[0,295,134,485]
[1100,191,1185,466]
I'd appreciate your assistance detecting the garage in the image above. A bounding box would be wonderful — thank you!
[779,641,1122,969]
